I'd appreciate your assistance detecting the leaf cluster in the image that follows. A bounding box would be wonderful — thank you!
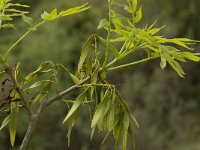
[0,0,199,150]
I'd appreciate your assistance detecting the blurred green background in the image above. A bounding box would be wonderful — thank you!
[0,0,200,150]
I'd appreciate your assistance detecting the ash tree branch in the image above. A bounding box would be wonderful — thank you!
[45,76,91,107]
[19,76,91,150]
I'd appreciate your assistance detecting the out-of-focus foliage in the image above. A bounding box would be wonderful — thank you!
[0,0,200,150]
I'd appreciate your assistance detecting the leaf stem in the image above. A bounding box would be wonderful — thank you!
[107,55,159,71]
[5,21,45,60]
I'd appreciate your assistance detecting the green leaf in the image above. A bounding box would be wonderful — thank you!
[132,0,137,12]
[63,90,87,124]
[128,124,135,148]
[41,9,58,21]
[58,64,80,84]
[58,3,90,17]
[33,82,53,103]
[98,36,120,58]
[24,61,52,84]
[91,90,111,128]
[97,18,109,29]
[21,13,33,27]
[0,115,11,131]
[134,6,142,23]
[107,102,115,131]
[160,56,167,69]
[9,110,17,146]
[15,63,22,85]
[130,114,139,128]
[113,116,122,140]
[26,80,51,90]
[9,3,30,8]
[182,52,200,62]
[121,112,129,150]
[124,6,133,14]
[78,35,94,72]
[66,109,79,146]
[0,23,14,28]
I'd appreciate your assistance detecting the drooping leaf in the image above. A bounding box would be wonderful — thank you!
[0,115,11,131]
[21,13,33,27]
[121,112,129,150]
[9,108,17,146]
[58,64,80,84]
[78,35,94,72]
[63,89,87,124]
[66,109,79,146]
[97,36,120,58]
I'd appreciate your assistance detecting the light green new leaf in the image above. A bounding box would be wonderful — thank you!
[0,23,14,28]
[59,3,90,17]
[97,18,109,29]
[98,36,120,58]
[182,52,200,62]
[0,115,11,131]
[160,56,167,69]
[41,9,58,21]
[132,0,137,12]
[124,6,133,14]
[58,64,80,84]
[134,6,142,23]
[63,90,87,124]
[21,13,33,27]
[8,3,30,8]
[78,35,94,72]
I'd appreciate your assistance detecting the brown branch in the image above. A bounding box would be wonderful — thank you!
[45,76,91,107]
[19,93,48,150]
[4,64,33,115]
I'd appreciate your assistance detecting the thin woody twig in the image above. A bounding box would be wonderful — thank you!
[4,64,33,115]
